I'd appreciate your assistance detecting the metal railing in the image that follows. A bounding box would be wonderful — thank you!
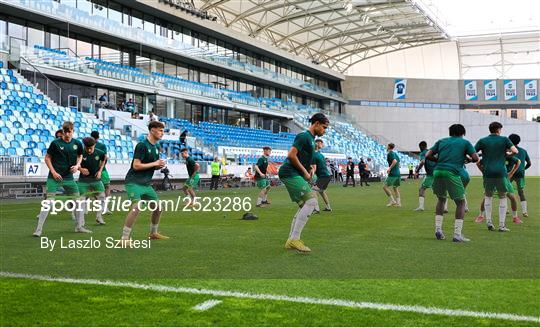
[0,156,25,177]
[18,56,63,106]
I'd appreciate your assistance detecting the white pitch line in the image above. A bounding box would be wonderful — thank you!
[1,271,539,323]
[192,299,222,311]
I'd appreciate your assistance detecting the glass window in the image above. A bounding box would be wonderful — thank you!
[154,95,167,117]
[8,19,26,42]
[163,59,176,76]
[511,110,518,119]
[108,1,122,23]
[92,0,108,18]
[192,104,203,123]
[26,24,44,48]
[76,39,92,57]
[227,110,241,126]
[182,27,192,45]
[177,63,188,79]
[151,55,164,73]
[200,70,208,85]
[0,17,6,50]
[131,9,143,29]
[144,14,155,34]
[59,34,76,54]
[136,54,150,71]
[122,6,130,26]
[77,0,92,14]
[101,43,120,63]
[189,67,199,82]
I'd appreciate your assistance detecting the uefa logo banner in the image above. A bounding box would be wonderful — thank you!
[524,79,538,101]
[484,80,497,101]
[503,80,517,101]
[393,79,407,100]
[464,80,477,101]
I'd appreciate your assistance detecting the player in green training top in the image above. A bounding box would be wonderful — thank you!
[414,141,437,211]
[33,121,84,237]
[310,139,332,213]
[474,122,518,232]
[78,137,106,226]
[280,112,329,253]
[508,134,531,217]
[383,143,401,207]
[425,124,479,242]
[91,131,111,214]
[181,148,200,206]
[476,155,521,224]
[121,121,168,242]
[255,146,272,208]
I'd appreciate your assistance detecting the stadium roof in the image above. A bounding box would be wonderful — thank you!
[195,0,449,73]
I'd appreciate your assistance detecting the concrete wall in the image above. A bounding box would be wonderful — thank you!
[343,76,540,107]
[342,76,460,104]
[347,105,540,176]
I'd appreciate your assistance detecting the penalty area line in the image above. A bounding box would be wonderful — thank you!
[1,271,539,323]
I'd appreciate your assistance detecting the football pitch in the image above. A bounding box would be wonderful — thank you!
[1,178,539,326]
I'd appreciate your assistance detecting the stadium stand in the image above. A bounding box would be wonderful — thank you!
[1,59,416,173]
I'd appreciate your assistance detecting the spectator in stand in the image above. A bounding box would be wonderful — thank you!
[245,167,254,180]
[126,98,135,113]
[98,92,108,103]
[149,111,159,122]
[180,130,188,146]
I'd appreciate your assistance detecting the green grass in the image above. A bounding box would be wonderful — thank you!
[1,177,539,326]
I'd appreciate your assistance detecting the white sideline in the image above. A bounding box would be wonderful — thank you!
[192,299,222,311]
[1,271,539,323]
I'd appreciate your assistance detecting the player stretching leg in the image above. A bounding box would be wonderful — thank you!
[383,143,401,207]
[311,139,332,213]
[281,113,329,253]
[78,137,107,225]
[33,122,85,236]
[121,121,169,242]
[426,124,479,242]
[508,134,531,217]
[414,141,436,211]
[474,122,518,232]
[91,131,112,215]
[180,148,200,206]
[255,146,272,208]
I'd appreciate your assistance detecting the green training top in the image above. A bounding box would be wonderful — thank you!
[386,151,400,177]
[312,151,330,177]
[505,156,520,174]
[278,130,315,178]
[255,156,268,179]
[430,136,476,175]
[46,138,83,180]
[125,138,160,185]
[186,156,197,177]
[474,134,514,178]
[79,148,106,182]
[419,149,436,176]
[94,141,108,170]
[512,146,530,178]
